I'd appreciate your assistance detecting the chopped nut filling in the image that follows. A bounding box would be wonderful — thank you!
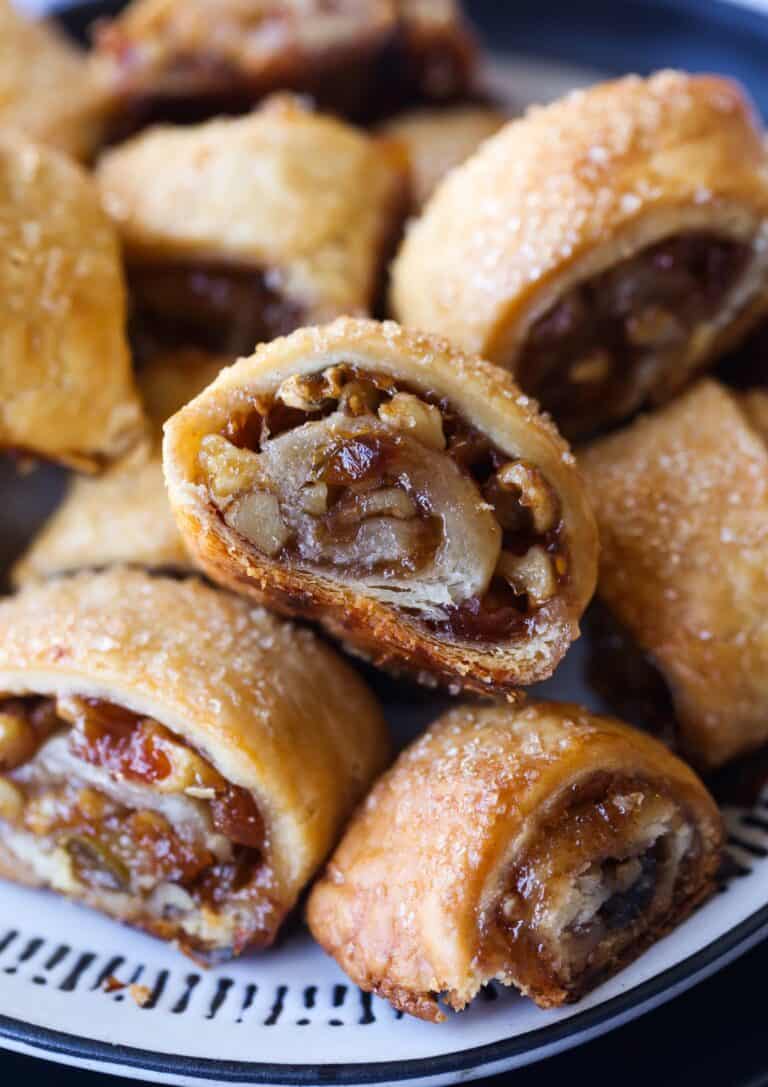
[129,262,304,362]
[0,695,271,952]
[197,365,567,641]
[497,778,696,991]
[516,232,752,438]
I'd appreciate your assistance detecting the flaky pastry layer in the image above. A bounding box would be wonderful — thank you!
[308,701,722,1019]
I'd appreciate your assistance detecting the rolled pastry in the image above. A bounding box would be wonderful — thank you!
[0,0,108,160]
[0,568,388,956]
[11,349,228,586]
[581,379,768,770]
[0,137,145,470]
[380,105,506,209]
[97,96,408,359]
[93,0,476,132]
[392,71,768,438]
[163,318,598,695]
[307,701,722,1018]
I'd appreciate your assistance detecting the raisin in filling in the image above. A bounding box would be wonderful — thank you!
[128,262,304,362]
[516,232,752,439]
[199,364,569,643]
[0,695,273,950]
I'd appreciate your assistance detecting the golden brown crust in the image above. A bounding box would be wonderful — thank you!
[392,72,768,433]
[97,96,408,324]
[380,105,506,208]
[12,350,229,586]
[581,379,768,770]
[0,569,389,907]
[0,137,145,470]
[0,0,109,160]
[307,700,722,1019]
[10,458,189,587]
[93,0,475,127]
[162,317,598,695]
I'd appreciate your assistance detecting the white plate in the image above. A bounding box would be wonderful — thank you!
[2,28,768,1087]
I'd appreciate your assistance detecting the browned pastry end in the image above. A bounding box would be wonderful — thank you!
[0,569,389,956]
[581,379,768,769]
[380,104,506,208]
[307,701,722,1019]
[392,71,768,439]
[0,136,145,470]
[93,0,477,132]
[0,0,109,160]
[97,95,409,359]
[11,349,229,587]
[163,318,598,696]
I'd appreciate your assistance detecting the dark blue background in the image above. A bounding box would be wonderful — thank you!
[4,0,768,1082]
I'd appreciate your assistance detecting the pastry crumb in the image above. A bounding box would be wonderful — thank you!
[129,983,152,1007]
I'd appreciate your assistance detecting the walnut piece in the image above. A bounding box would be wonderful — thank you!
[0,711,37,771]
[495,461,558,534]
[276,367,347,411]
[497,546,556,605]
[199,434,263,504]
[378,392,446,451]
[225,490,290,556]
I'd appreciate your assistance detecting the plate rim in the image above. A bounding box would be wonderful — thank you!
[4,0,768,1081]
[2,898,767,1083]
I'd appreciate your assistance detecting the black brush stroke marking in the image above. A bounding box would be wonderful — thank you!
[91,956,125,991]
[206,977,234,1020]
[0,931,18,957]
[236,983,257,1024]
[263,985,286,1026]
[33,943,70,985]
[359,990,375,1025]
[141,970,169,1010]
[728,833,768,858]
[114,963,144,1003]
[328,982,347,1026]
[6,937,43,976]
[742,813,768,834]
[296,985,316,1026]
[171,973,201,1015]
[59,952,95,992]
[44,945,70,971]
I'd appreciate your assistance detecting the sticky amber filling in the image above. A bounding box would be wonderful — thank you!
[129,261,304,362]
[495,777,694,991]
[98,7,474,133]
[199,365,569,643]
[0,695,273,950]
[516,232,752,439]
